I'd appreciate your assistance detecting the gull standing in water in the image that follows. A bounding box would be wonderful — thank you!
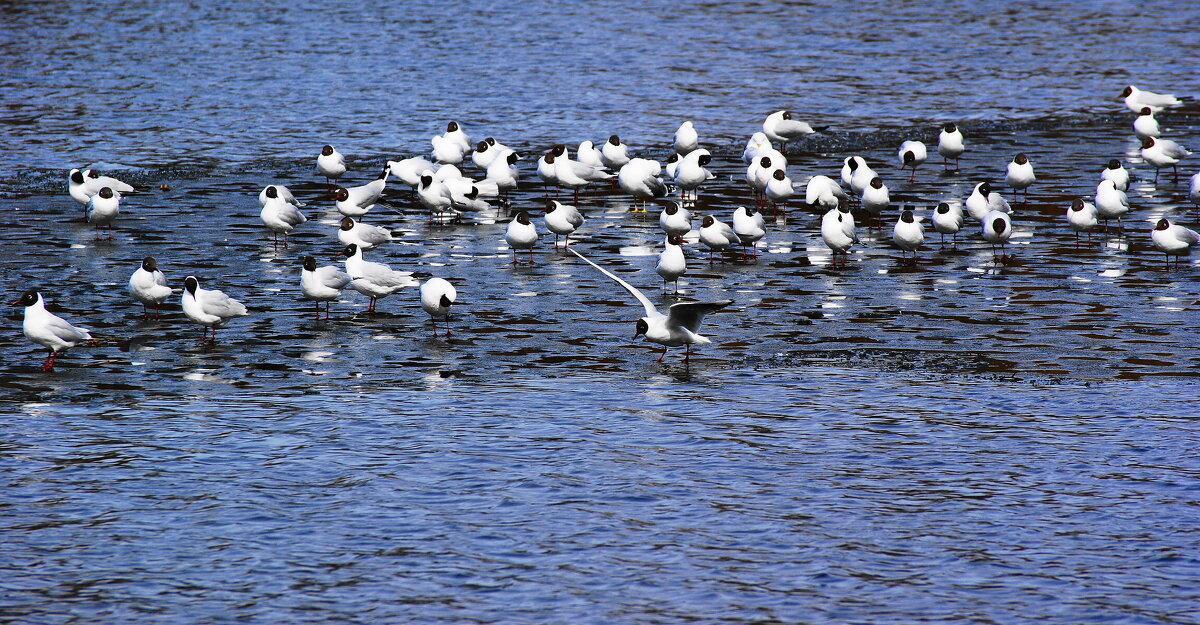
[981,210,1013,262]
[897,140,927,183]
[618,158,667,213]
[544,199,585,249]
[1140,137,1190,184]
[892,209,924,264]
[821,206,858,267]
[419,277,458,337]
[340,244,415,313]
[1066,198,1099,243]
[181,276,249,342]
[699,215,740,263]
[504,211,539,264]
[931,201,963,246]
[733,205,766,260]
[338,216,393,250]
[1094,179,1130,235]
[300,255,352,320]
[568,248,731,364]
[938,123,965,170]
[656,234,687,295]
[762,110,821,152]
[1005,153,1035,202]
[1151,219,1200,269]
[317,145,346,193]
[128,256,173,319]
[14,289,92,372]
[260,189,307,249]
[85,187,120,239]
[674,148,714,204]
[1133,107,1161,139]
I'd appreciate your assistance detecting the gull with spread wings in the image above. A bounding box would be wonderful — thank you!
[569,248,731,363]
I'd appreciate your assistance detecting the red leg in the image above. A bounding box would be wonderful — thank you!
[656,347,668,363]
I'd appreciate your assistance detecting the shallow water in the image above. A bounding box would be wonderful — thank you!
[3,1,1200,623]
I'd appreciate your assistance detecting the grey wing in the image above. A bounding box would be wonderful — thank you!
[646,176,667,197]
[318,266,353,289]
[718,222,739,244]
[280,203,308,226]
[1162,141,1191,158]
[47,315,91,342]
[364,263,416,289]
[204,289,249,317]
[1139,91,1178,107]
[362,225,393,245]
[153,270,168,288]
[566,206,585,227]
[667,300,733,334]
[570,160,611,181]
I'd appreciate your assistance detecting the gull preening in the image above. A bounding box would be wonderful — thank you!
[981,210,1013,262]
[260,189,307,249]
[898,140,927,182]
[569,248,731,364]
[1094,179,1130,234]
[821,206,858,267]
[544,199,585,249]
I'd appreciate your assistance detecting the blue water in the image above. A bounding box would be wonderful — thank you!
[2,1,1200,623]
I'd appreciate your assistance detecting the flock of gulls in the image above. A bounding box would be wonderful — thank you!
[15,86,1200,372]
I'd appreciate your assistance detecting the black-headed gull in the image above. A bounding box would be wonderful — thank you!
[659,202,692,237]
[568,248,731,363]
[471,139,509,170]
[1066,198,1098,243]
[317,145,347,192]
[485,151,521,200]
[848,158,878,198]
[338,216,393,250]
[931,201,963,245]
[656,234,687,295]
[1101,159,1130,191]
[260,192,307,249]
[334,169,388,220]
[259,185,305,208]
[544,199,585,249]
[419,277,458,337]
[733,205,766,260]
[664,153,680,181]
[1005,153,1036,201]
[937,123,965,170]
[861,177,890,228]
[841,156,866,187]
[129,256,173,320]
[68,169,92,207]
[765,169,794,215]
[85,187,120,238]
[674,149,714,204]
[548,145,612,204]
[762,110,821,151]
[301,255,352,320]
[1140,137,1190,183]
[821,206,857,267]
[892,209,924,263]
[698,215,739,263]
[673,121,698,155]
[1094,180,1130,234]
[804,175,849,211]
[504,211,539,264]
[965,182,1011,222]
[1119,85,1185,114]
[14,289,92,372]
[981,210,1013,262]
[1133,107,1161,139]
[340,244,415,313]
[387,156,437,188]
[617,158,667,212]
[182,276,248,342]
[442,121,471,153]
[1189,172,1200,207]
[1151,218,1200,269]
[601,135,630,170]
[898,140,927,183]
[417,172,455,222]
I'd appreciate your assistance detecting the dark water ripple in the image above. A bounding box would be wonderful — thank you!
[4,0,1200,623]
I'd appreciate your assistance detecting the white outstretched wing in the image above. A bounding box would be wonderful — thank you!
[568,248,657,319]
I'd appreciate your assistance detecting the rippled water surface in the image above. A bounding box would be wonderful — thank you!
[3,1,1200,623]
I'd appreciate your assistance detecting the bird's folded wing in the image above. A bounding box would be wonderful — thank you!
[47,316,91,341]
[204,289,248,317]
